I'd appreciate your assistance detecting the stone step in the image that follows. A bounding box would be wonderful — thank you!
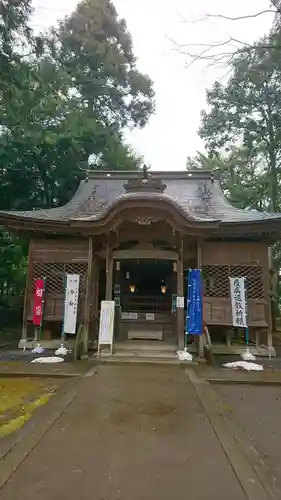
[115,341,176,353]
[97,355,180,365]
[116,349,175,358]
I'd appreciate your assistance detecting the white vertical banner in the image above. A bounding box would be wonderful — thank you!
[229,277,247,328]
[63,274,80,334]
[98,300,115,354]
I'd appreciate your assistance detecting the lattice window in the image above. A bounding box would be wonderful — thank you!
[230,266,264,299]
[31,262,88,295]
[202,266,229,297]
[202,265,264,299]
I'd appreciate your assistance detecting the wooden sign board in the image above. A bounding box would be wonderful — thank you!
[176,296,184,308]
[121,312,138,320]
[64,274,80,334]
[98,301,115,355]
[146,313,155,321]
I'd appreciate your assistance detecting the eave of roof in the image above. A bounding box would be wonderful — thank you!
[0,170,281,237]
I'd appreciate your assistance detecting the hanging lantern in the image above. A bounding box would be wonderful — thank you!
[129,284,136,293]
[161,284,167,294]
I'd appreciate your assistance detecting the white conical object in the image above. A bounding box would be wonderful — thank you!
[32,344,45,354]
[55,344,68,356]
[177,350,193,361]
[31,356,64,363]
[22,339,27,352]
[241,349,256,361]
[223,361,263,371]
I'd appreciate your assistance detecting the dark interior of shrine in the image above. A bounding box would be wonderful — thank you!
[122,260,172,293]
[98,259,174,312]
[120,260,173,312]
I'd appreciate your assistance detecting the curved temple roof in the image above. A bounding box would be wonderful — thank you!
[1,170,281,235]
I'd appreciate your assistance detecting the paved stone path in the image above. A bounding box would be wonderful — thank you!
[0,365,250,500]
[217,384,281,491]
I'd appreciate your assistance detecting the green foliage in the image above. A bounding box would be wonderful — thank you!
[198,42,281,212]
[186,148,269,211]
[0,0,154,210]
[0,0,154,313]
[195,15,281,314]
[49,0,154,129]
[0,0,32,56]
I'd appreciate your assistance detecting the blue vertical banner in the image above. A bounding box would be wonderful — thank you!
[186,269,203,335]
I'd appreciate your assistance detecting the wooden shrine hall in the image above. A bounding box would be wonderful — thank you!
[0,167,280,356]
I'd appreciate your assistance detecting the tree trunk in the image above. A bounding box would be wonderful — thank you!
[269,153,278,212]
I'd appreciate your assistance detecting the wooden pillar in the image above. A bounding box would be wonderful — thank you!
[172,262,177,343]
[92,258,100,316]
[105,234,113,301]
[83,237,94,354]
[264,250,272,354]
[177,235,184,349]
[255,329,260,350]
[91,258,100,344]
[265,261,273,355]
[114,260,121,341]
[21,241,33,345]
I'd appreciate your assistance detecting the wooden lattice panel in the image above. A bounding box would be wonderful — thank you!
[202,265,264,299]
[31,262,88,296]
[230,265,264,299]
[202,266,229,298]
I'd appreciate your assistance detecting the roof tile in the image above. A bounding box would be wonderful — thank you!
[1,171,281,226]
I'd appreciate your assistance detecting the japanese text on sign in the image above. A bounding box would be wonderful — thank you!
[33,279,45,326]
[186,269,203,335]
[35,306,42,316]
[63,274,80,334]
[229,277,247,328]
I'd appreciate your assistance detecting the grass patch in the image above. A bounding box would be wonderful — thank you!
[0,378,56,438]
[0,328,21,345]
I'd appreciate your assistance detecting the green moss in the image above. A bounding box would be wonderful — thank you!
[0,379,55,438]
[26,393,52,412]
[0,379,43,414]
[0,413,31,437]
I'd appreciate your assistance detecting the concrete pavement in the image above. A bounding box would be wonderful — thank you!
[0,364,271,500]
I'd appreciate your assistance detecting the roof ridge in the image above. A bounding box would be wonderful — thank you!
[86,169,215,180]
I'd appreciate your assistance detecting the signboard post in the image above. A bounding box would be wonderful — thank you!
[63,274,80,338]
[229,277,248,344]
[98,300,115,355]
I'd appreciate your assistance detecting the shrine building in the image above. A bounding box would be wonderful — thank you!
[0,168,279,356]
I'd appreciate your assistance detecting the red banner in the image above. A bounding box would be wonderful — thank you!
[33,279,45,326]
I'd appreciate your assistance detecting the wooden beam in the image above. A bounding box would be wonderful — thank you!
[113,260,121,341]
[91,257,100,343]
[113,248,177,260]
[82,237,93,354]
[105,234,113,301]
[264,248,273,354]
[197,239,204,358]
[92,258,100,317]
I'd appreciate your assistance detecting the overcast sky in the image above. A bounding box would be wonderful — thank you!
[31,0,274,170]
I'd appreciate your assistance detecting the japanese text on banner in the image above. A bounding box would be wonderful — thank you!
[63,274,80,334]
[33,279,45,326]
[186,269,203,335]
[229,277,247,328]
